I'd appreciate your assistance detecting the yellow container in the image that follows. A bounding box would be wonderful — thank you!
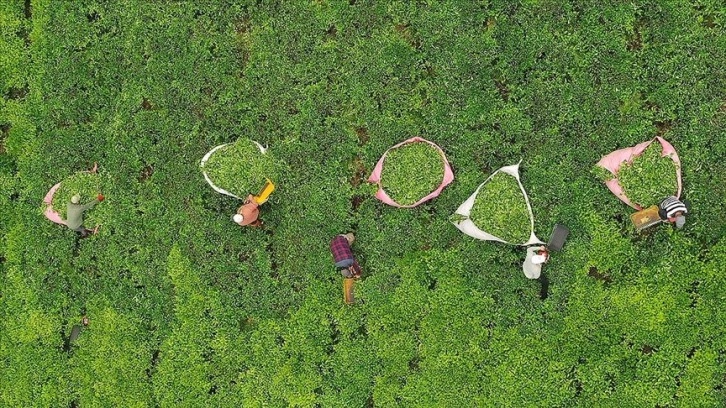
[343,278,355,304]
[253,179,275,205]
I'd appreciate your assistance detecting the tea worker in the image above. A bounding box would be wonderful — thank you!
[67,193,104,238]
[523,245,549,279]
[66,315,90,349]
[232,180,275,228]
[330,233,362,278]
[658,196,688,229]
[232,194,263,227]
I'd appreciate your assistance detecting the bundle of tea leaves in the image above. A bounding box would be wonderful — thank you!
[380,142,445,206]
[617,143,678,206]
[469,172,530,243]
[202,138,278,197]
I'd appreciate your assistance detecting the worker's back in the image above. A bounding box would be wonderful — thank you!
[66,201,95,230]
[522,246,543,279]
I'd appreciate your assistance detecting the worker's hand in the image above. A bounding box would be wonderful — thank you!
[97,194,105,202]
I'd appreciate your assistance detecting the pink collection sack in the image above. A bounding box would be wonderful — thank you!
[368,137,454,208]
[596,137,682,210]
[43,182,67,225]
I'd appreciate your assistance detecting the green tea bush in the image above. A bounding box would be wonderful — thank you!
[68,305,154,407]
[469,172,530,243]
[201,138,278,197]
[379,141,445,206]
[615,143,679,206]
[153,245,217,406]
[1,0,725,406]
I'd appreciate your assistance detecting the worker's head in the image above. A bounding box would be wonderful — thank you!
[232,214,243,224]
[343,233,355,244]
[675,214,686,229]
[71,194,81,204]
[532,254,547,265]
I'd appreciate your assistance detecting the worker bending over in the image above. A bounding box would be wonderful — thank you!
[330,233,362,278]
[658,196,688,229]
[233,195,263,227]
[522,246,549,280]
[232,179,275,228]
[67,193,104,238]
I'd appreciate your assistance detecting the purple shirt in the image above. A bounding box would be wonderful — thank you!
[330,235,361,277]
[330,235,354,263]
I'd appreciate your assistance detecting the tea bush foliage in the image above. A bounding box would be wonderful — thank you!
[1,0,725,406]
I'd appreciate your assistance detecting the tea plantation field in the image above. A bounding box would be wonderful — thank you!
[1,1,725,406]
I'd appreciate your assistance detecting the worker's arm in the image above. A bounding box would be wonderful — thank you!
[244,194,260,207]
[350,261,362,278]
[82,194,104,210]
[81,199,100,211]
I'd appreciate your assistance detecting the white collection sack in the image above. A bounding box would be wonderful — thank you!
[200,140,267,200]
[451,162,543,246]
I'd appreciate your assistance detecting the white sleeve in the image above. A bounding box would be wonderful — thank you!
[522,247,542,279]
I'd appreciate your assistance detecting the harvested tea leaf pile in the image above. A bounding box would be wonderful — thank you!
[591,165,614,183]
[380,142,444,206]
[202,139,278,198]
[469,172,531,243]
[617,143,678,206]
[51,172,101,219]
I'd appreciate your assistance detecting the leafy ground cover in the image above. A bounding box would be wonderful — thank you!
[1,1,725,406]
[617,142,680,206]
[202,138,278,197]
[379,141,444,206]
[470,172,531,243]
